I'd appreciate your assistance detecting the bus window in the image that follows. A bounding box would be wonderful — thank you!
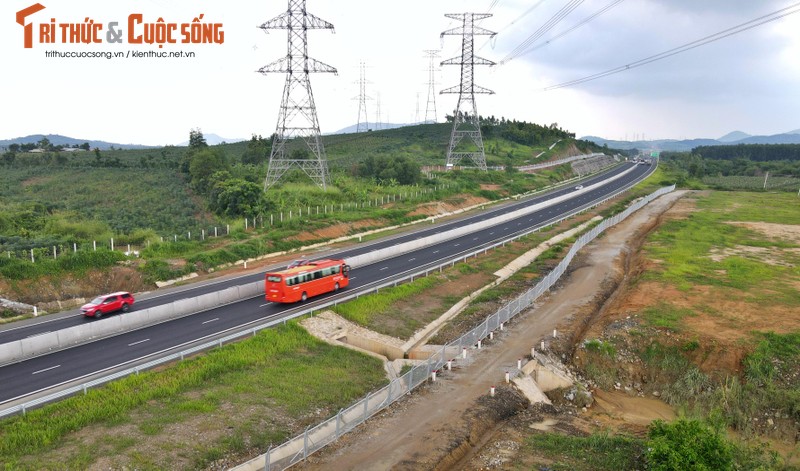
[267,275,282,283]
[343,265,350,277]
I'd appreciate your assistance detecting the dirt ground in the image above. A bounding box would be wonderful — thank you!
[291,191,689,470]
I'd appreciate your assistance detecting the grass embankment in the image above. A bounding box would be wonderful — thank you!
[0,324,386,470]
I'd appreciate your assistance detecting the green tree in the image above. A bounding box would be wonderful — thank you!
[241,134,270,165]
[646,419,733,471]
[2,151,15,166]
[188,149,229,193]
[189,128,208,149]
[38,137,51,151]
[210,178,268,217]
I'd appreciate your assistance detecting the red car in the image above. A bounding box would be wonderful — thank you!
[81,291,135,318]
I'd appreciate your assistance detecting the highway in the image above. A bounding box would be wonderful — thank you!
[0,162,653,405]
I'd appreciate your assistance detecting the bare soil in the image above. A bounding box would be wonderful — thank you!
[292,191,689,470]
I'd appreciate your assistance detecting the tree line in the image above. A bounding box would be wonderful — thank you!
[664,144,800,180]
[692,143,800,161]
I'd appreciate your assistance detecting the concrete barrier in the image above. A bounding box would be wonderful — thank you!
[173,298,200,318]
[348,165,635,269]
[219,286,241,305]
[56,324,89,348]
[240,281,265,298]
[0,342,22,362]
[19,332,58,358]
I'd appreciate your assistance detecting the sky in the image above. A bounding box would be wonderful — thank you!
[3,0,800,146]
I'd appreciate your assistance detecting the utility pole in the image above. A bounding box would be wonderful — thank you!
[353,61,372,133]
[440,13,496,170]
[259,0,336,190]
[415,92,420,124]
[423,49,440,123]
[375,91,382,130]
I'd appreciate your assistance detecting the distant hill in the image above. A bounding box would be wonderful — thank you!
[331,122,432,135]
[0,134,153,150]
[581,129,800,152]
[718,131,751,142]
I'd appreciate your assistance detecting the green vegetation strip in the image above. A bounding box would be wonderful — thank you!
[332,275,442,327]
[645,191,800,293]
[0,323,386,468]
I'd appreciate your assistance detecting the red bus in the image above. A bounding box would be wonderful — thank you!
[265,259,350,303]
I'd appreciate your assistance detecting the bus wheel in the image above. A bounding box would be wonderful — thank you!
[301,292,308,302]
[334,283,339,292]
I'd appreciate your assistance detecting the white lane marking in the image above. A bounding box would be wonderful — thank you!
[433,250,439,254]
[32,365,60,375]
[454,243,460,247]
[202,318,219,325]
[380,266,389,271]
[489,232,494,235]
[349,276,357,281]
[128,339,150,347]
[408,258,416,262]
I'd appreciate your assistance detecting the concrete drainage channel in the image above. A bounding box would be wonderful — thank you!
[235,184,676,471]
[0,164,652,418]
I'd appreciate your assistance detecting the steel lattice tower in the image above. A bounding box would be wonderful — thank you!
[259,0,336,191]
[353,62,372,133]
[440,13,496,170]
[375,91,382,130]
[423,49,440,123]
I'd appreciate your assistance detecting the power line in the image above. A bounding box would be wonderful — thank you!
[543,2,800,91]
[500,0,585,64]
[515,0,625,58]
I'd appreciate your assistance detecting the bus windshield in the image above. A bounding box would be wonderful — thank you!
[266,275,282,283]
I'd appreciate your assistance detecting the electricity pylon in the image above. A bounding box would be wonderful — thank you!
[259,0,336,190]
[353,62,372,133]
[440,13,496,170]
[423,49,440,123]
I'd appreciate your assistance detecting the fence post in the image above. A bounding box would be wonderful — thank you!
[53,246,56,259]
[303,426,310,459]
[227,224,230,234]
[73,243,77,253]
[111,238,114,251]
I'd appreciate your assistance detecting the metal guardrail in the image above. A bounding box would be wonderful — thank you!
[238,181,675,470]
[0,165,660,423]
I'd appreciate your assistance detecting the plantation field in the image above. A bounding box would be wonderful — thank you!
[0,166,215,236]
[703,174,800,191]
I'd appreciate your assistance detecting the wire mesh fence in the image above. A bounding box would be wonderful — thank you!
[249,183,676,470]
